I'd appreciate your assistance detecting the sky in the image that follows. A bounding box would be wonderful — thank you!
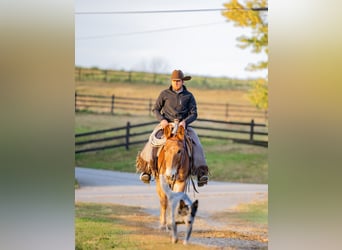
[75,0,268,79]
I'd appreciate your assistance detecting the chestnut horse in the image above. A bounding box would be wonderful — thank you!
[155,124,191,229]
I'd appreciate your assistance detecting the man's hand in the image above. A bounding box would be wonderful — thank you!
[179,120,186,128]
[160,119,169,128]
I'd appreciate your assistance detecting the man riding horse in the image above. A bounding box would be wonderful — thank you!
[136,69,209,187]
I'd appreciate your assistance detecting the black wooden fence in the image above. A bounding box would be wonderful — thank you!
[75,93,153,116]
[75,92,268,123]
[75,119,268,154]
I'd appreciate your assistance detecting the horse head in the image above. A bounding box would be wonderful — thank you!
[158,124,186,182]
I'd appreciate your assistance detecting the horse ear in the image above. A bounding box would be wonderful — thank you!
[164,125,172,138]
[177,126,185,140]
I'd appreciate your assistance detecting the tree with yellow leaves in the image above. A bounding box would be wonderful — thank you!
[222,0,268,110]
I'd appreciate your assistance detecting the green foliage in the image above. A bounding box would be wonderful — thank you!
[249,78,268,110]
[223,0,268,59]
[222,0,268,110]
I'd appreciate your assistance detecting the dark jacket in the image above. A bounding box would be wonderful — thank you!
[152,85,198,126]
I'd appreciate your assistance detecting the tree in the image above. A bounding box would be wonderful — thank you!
[133,57,169,84]
[222,0,268,110]
[150,57,169,84]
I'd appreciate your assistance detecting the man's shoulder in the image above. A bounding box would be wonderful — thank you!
[182,86,193,94]
[160,88,173,95]
[182,87,194,96]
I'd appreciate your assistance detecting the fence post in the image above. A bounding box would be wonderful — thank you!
[149,98,152,116]
[125,122,130,150]
[75,92,77,112]
[128,71,132,82]
[249,119,255,142]
[264,110,268,123]
[225,103,229,119]
[111,95,115,114]
[104,70,108,82]
[78,68,81,81]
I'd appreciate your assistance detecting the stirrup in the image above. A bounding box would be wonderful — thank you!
[140,172,151,184]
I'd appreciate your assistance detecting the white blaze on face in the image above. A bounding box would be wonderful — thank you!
[165,165,177,178]
[163,140,181,180]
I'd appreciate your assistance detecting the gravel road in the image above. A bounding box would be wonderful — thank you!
[75,167,268,249]
[75,167,267,217]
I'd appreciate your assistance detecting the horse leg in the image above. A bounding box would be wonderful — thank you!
[159,196,168,230]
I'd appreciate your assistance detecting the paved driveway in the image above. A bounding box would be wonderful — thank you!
[75,167,268,218]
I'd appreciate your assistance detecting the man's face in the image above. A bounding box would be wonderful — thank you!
[171,79,183,91]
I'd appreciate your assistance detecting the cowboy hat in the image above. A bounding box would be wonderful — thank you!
[171,70,192,81]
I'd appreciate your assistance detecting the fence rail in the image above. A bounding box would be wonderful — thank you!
[75,119,268,154]
[75,92,267,123]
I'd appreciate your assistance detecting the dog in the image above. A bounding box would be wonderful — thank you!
[159,174,199,245]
